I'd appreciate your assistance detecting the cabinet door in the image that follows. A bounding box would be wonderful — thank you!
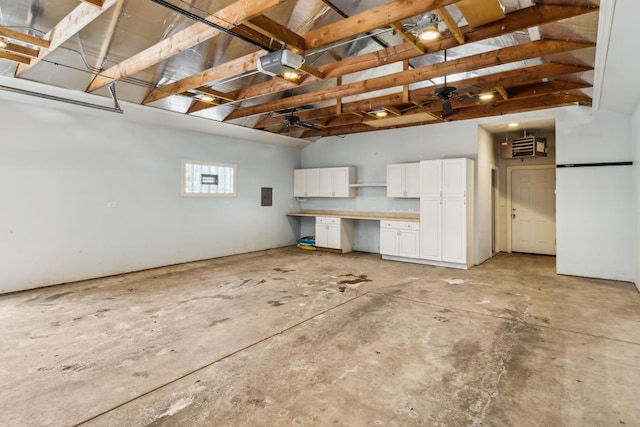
[294,169,320,197]
[319,168,334,197]
[306,168,320,197]
[386,164,405,197]
[315,223,329,247]
[420,198,442,260]
[380,227,399,255]
[404,163,421,197]
[293,169,307,197]
[327,225,341,249]
[420,160,442,198]
[332,167,351,197]
[442,198,466,263]
[398,229,420,258]
[442,159,466,198]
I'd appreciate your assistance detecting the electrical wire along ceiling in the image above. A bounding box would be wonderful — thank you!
[0,0,599,140]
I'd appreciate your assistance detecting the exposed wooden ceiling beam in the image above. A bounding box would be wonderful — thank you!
[143,50,266,104]
[389,21,425,54]
[245,15,307,53]
[167,2,595,121]
[0,28,50,48]
[215,4,598,118]
[0,51,31,65]
[15,0,119,77]
[80,0,105,6]
[409,62,593,99]
[436,7,464,45]
[444,93,591,121]
[303,0,463,50]
[253,62,592,130]
[505,80,591,98]
[4,42,39,58]
[86,0,287,92]
[226,39,593,120]
[302,93,590,138]
[495,86,509,100]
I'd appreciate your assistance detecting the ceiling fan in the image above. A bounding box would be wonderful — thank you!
[410,50,484,116]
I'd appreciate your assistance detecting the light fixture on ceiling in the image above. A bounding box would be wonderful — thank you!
[479,92,495,101]
[201,94,214,102]
[508,122,519,128]
[283,70,300,80]
[416,13,441,41]
[0,38,7,49]
[373,108,388,118]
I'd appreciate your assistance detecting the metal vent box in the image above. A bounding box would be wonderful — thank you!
[500,136,547,158]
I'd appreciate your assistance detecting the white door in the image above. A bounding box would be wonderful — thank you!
[420,198,442,260]
[294,169,307,197]
[315,223,328,247]
[511,168,556,255]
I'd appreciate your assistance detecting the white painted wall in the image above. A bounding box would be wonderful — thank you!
[632,106,640,290]
[476,126,496,265]
[0,80,301,294]
[555,107,635,281]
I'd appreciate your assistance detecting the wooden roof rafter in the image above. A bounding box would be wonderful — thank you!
[15,0,120,77]
[187,3,596,120]
[85,0,288,93]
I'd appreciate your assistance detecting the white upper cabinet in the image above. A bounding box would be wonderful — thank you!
[387,163,420,198]
[442,159,467,198]
[294,168,320,197]
[296,166,355,198]
[420,160,443,198]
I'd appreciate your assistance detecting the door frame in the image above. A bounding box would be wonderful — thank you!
[506,164,555,253]
[491,164,499,255]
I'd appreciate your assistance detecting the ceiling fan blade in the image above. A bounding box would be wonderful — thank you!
[451,85,480,96]
[442,99,453,116]
[457,95,480,103]
[298,121,322,131]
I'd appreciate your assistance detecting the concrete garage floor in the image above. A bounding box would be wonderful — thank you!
[0,248,639,426]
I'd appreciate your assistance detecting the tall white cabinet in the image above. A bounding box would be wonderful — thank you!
[420,158,474,269]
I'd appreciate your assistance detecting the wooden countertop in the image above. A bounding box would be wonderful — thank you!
[287,209,419,221]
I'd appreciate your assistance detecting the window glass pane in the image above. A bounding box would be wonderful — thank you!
[182,161,236,197]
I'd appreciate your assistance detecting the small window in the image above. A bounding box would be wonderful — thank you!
[182,160,236,197]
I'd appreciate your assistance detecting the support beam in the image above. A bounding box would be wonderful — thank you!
[303,0,463,49]
[81,0,105,6]
[495,86,509,100]
[0,28,50,48]
[16,0,119,77]
[227,39,593,120]
[436,7,464,45]
[390,21,425,54]
[0,51,31,65]
[86,0,287,92]
[4,43,39,58]
[245,15,306,52]
[143,51,265,104]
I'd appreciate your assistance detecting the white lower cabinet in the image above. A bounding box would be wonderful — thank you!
[315,216,354,253]
[380,220,420,259]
